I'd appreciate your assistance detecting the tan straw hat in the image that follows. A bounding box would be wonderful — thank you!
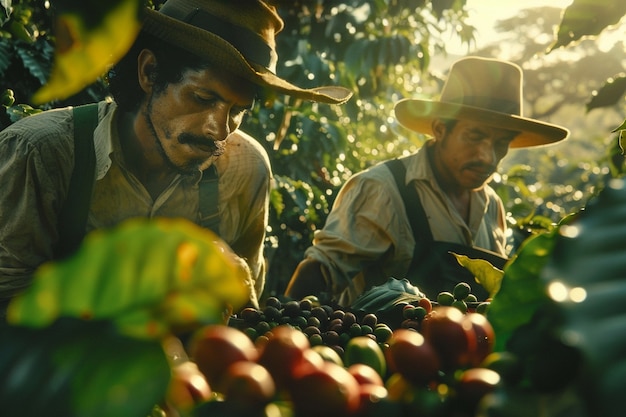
[394,56,569,147]
[142,0,352,104]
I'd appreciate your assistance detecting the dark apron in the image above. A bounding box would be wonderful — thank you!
[385,158,508,301]
[406,241,507,300]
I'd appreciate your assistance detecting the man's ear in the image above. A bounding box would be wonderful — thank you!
[431,118,446,140]
[137,49,158,93]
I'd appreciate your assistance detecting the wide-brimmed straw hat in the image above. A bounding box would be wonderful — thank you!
[394,56,569,147]
[142,0,352,104]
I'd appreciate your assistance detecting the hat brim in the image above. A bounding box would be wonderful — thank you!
[394,98,569,148]
[142,9,352,105]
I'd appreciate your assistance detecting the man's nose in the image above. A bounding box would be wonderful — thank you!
[203,108,231,141]
[477,142,497,165]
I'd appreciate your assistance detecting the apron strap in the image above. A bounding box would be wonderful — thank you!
[55,103,98,259]
[198,164,220,235]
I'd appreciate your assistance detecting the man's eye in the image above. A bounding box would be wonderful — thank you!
[195,94,217,105]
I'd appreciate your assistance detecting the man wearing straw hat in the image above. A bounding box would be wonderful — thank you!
[0,0,352,314]
[286,56,568,305]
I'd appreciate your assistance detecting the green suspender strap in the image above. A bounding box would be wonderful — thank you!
[55,103,99,259]
[384,158,433,259]
[198,164,220,235]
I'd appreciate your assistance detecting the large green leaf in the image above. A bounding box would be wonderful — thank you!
[0,318,169,417]
[451,253,504,298]
[487,230,558,352]
[7,218,251,339]
[549,0,626,51]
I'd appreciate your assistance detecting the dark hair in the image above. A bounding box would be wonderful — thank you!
[107,31,212,112]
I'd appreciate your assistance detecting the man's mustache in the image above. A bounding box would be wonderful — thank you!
[178,133,225,156]
[463,161,496,175]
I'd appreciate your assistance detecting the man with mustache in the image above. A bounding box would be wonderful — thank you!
[0,0,352,316]
[285,56,569,306]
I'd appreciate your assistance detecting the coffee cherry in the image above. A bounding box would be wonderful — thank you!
[453,282,472,300]
[437,291,455,306]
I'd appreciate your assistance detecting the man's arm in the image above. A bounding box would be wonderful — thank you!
[285,167,408,305]
[284,258,329,301]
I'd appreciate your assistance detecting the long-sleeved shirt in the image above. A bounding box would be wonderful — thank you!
[0,100,271,306]
[304,141,508,305]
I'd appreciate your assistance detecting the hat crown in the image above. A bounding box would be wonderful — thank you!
[157,0,282,72]
[142,0,353,104]
[440,57,523,116]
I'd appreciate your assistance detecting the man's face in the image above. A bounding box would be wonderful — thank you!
[142,65,257,174]
[431,119,517,192]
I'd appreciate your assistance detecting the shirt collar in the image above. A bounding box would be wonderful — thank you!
[404,140,444,193]
[93,100,116,181]
[404,139,492,210]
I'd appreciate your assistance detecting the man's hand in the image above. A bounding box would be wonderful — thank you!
[284,258,328,301]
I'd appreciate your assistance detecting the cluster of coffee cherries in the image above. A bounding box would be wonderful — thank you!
[231,281,491,356]
[388,282,491,331]
[232,296,395,356]
[437,282,491,313]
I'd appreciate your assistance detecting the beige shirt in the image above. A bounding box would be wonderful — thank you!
[0,100,271,304]
[304,142,508,304]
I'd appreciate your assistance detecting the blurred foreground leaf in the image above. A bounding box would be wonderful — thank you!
[0,317,169,417]
[541,178,626,417]
[32,0,141,104]
[7,218,251,339]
